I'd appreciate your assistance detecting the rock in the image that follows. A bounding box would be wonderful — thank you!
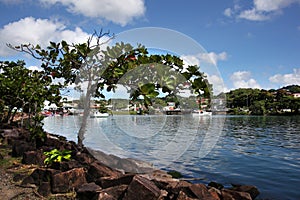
[22,150,46,166]
[188,183,216,200]
[51,167,87,193]
[100,184,128,199]
[12,140,35,157]
[77,182,102,200]
[208,187,221,200]
[231,185,260,199]
[51,160,83,171]
[176,190,198,200]
[76,152,95,165]
[87,161,121,182]
[97,174,134,188]
[208,181,224,190]
[98,192,117,200]
[38,182,51,197]
[21,168,57,187]
[123,175,161,200]
[166,180,192,195]
[221,189,252,200]
[1,128,21,144]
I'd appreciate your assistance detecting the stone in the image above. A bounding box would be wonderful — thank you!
[123,175,161,200]
[21,168,57,187]
[97,174,134,188]
[208,187,221,200]
[208,181,224,190]
[98,192,117,200]
[188,183,216,200]
[221,189,252,200]
[87,161,121,182]
[176,191,198,200]
[75,152,95,165]
[166,180,192,195]
[51,167,87,193]
[77,182,102,200]
[100,184,128,199]
[38,182,51,197]
[232,185,260,199]
[12,140,35,157]
[22,150,46,166]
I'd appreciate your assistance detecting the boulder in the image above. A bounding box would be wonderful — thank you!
[176,190,198,200]
[38,182,51,197]
[97,174,134,188]
[22,150,46,166]
[208,181,224,190]
[75,152,96,165]
[123,175,161,200]
[98,192,117,200]
[188,183,216,200]
[21,168,57,187]
[77,182,102,200]
[208,187,221,200]
[87,161,121,182]
[100,184,128,199]
[231,185,260,199]
[12,140,35,157]
[221,189,252,200]
[166,180,192,195]
[51,167,87,193]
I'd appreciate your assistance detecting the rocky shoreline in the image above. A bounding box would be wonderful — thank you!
[0,125,260,200]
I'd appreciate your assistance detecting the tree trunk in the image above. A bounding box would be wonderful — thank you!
[77,77,93,148]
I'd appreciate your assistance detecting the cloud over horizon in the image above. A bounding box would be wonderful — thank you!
[230,71,261,89]
[269,68,300,86]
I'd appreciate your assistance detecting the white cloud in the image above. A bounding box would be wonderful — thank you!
[181,52,227,66]
[0,17,91,56]
[269,68,300,86]
[39,0,146,26]
[28,65,43,71]
[225,0,300,21]
[238,9,271,21]
[253,0,298,12]
[224,8,233,17]
[230,71,261,89]
[207,74,227,95]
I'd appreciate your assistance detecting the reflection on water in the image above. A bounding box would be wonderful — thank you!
[44,115,300,200]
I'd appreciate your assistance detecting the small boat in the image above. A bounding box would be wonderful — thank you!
[192,110,212,116]
[90,111,109,118]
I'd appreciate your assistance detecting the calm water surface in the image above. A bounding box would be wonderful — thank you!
[43,115,300,200]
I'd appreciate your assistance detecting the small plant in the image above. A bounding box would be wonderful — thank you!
[43,148,72,166]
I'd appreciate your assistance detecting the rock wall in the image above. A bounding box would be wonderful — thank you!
[0,126,260,200]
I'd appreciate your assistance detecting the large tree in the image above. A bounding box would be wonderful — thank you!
[0,60,61,125]
[9,31,211,148]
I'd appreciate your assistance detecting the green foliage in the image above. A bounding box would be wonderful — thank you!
[29,115,46,142]
[0,60,62,124]
[43,148,72,166]
[226,87,300,115]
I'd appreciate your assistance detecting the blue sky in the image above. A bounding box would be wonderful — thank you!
[0,0,300,94]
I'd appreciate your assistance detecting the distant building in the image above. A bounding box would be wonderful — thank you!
[293,93,300,98]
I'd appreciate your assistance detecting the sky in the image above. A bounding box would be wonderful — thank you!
[0,0,300,95]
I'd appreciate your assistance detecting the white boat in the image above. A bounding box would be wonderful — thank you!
[90,111,109,118]
[192,110,212,116]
